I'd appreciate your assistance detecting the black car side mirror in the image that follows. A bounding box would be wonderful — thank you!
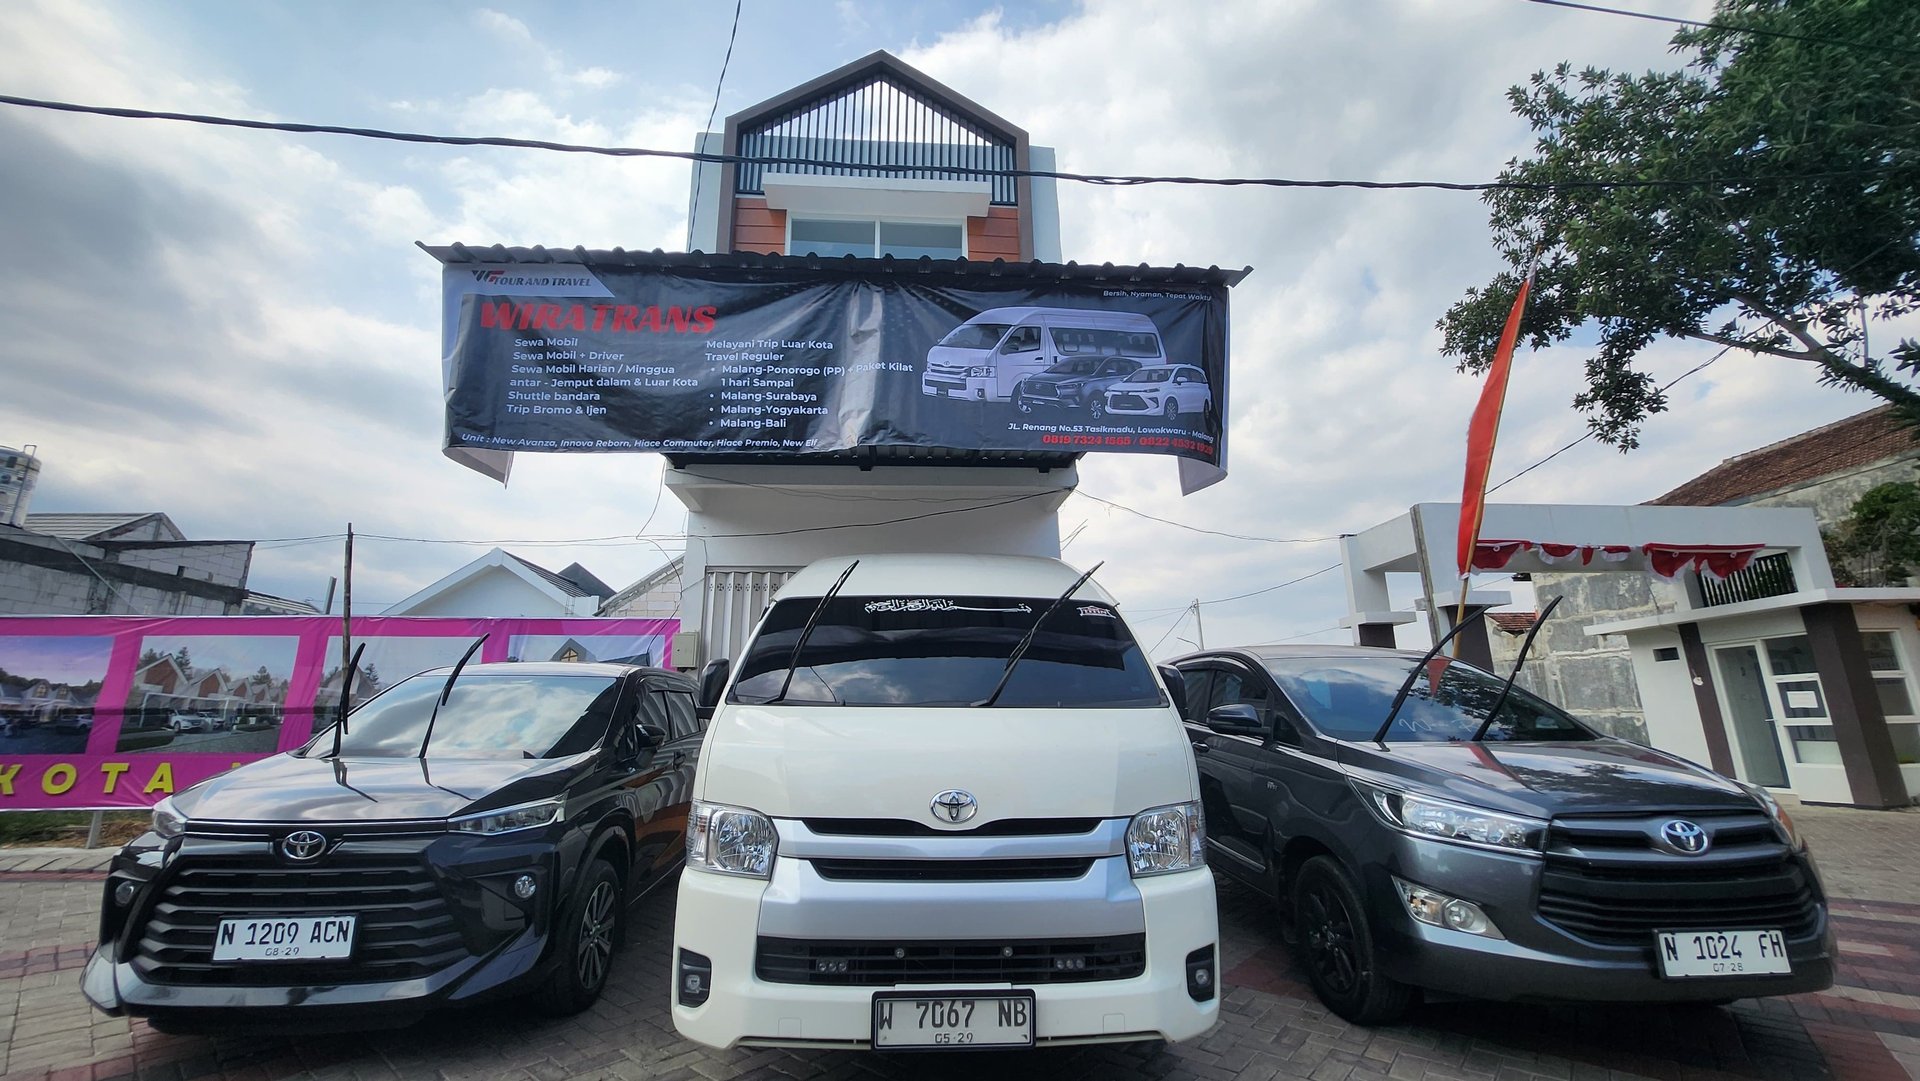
[1206,703,1267,737]
[697,658,731,716]
[637,724,668,748]
[1158,665,1188,718]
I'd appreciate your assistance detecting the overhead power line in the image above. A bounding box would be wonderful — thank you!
[1073,490,1338,544]
[685,0,743,251]
[0,93,1900,194]
[1520,0,1916,57]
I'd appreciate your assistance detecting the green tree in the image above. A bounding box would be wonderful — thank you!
[1829,480,1920,586]
[1438,0,1920,449]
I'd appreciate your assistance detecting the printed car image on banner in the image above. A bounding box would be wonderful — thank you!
[0,615,677,810]
[438,264,1232,465]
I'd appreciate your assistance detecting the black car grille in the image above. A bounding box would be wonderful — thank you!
[756,934,1145,986]
[131,858,467,986]
[1537,811,1822,947]
[1107,393,1148,410]
[1027,382,1060,397]
[810,857,1096,882]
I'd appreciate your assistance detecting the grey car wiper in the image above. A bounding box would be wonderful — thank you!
[1472,595,1563,742]
[975,562,1103,708]
[1373,608,1490,744]
[763,560,859,705]
[418,633,488,758]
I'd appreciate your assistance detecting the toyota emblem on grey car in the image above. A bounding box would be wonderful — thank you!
[930,789,977,824]
[281,830,327,861]
[1659,819,1710,855]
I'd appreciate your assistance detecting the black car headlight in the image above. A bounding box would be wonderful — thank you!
[150,796,187,840]
[449,798,563,836]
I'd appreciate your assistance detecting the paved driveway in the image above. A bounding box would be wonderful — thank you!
[1,804,1915,1081]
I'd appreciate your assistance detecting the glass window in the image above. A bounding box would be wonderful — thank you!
[999,326,1042,354]
[729,595,1164,709]
[878,221,964,259]
[1765,636,1817,675]
[1875,677,1914,717]
[1254,653,1593,743]
[1860,632,1914,717]
[1207,668,1270,713]
[317,673,621,759]
[1776,679,1826,719]
[937,323,1011,350]
[657,689,700,740]
[1861,631,1902,672]
[790,218,874,258]
[1179,668,1212,724]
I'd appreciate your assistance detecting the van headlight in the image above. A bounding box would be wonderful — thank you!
[1355,782,1544,853]
[687,801,778,878]
[449,798,564,835]
[1126,801,1204,877]
[151,796,187,840]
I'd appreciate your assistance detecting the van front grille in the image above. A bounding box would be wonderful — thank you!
[810,857,1095,882]
[756,934,1145,986]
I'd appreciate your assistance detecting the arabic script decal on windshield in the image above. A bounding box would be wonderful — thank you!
[862,599,1037,614]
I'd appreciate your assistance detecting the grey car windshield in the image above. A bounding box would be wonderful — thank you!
[730,595,1164,707]
[938,323,1012,350]
[313,673,622,758]
[1258,654,1595,743]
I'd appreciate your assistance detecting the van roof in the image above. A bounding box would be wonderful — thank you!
[961,306,1161,330]
[774,553,1120,606]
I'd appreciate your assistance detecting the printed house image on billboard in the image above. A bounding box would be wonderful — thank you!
[314,635,482,715]
[0,636,111,756]
[116,635,298,755]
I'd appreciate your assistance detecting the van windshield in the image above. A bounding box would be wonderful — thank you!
[730,596,1165,708]
[938,323,1012,350]
[1255,654,1596,743]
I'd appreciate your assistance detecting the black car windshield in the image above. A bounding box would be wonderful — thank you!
[729,595,1164,707]
[938,323,1012,350]
[312,673,621,758]
[1257,654,1595,743]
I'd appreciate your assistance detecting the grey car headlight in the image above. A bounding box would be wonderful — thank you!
[1738,781,1805,850]
[1126,801,1205,877]
[687,800,777,878]
[151,796,187,840]
[1356,782,1544,853]
[449,798,563,836]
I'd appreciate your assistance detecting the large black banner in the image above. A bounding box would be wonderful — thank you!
[440,262,1230,468]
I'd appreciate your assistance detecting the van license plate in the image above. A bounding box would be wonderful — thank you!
[1656,929,1791,978]
[872,991,1035,1049]
[212,916,356,962]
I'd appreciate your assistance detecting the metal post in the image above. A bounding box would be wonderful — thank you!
[85,810,103,849]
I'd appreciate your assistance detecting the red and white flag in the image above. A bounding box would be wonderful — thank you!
[1456,266,1536,579]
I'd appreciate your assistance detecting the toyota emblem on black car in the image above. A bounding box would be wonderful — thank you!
[1659,819,1710,854]
[930,789,977,824]
[281,830,327,861]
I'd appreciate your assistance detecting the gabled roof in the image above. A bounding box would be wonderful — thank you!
[384,548,607,616]
[1488,612,1539,635]
[1649,406,1918,507]
[23,512,183,541]
[600,556,685,615]
[556,562,615,599]
[504,553,607,599]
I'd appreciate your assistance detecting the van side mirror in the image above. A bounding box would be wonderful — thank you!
[697,658,731,715]
[1206,703,1267,737]
[1158,664,1188,719]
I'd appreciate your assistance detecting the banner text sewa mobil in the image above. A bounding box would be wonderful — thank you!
[432,252,1245,479]
[0,615,674,810]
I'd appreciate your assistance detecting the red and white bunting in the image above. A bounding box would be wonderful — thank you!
[1469,540,1762,580]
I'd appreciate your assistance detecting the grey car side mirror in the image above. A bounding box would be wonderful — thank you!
[1206,703,1266,736]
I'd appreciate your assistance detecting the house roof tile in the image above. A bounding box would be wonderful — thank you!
[1647,406,1918,507]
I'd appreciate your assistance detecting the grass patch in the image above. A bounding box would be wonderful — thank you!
[0,810,149,847]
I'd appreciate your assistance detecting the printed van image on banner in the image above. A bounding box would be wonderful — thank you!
[438,264,1232,465]
[0,615,676,811]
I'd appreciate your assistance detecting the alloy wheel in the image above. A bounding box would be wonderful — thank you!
[1301,880,1360,996]
[575,880,616,991]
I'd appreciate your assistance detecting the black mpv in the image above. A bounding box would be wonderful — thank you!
[83,662,702,1030]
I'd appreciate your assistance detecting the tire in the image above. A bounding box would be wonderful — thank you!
[533,858,622,1016]
[1291,856,1415,1025]
[1089,398,1107,420]
[1016,395,1035,415]
[1162,399,1179,420]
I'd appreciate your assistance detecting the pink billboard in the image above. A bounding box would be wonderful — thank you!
[0,615,677,810]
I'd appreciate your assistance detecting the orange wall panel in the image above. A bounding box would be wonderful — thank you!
[731,199,785,254]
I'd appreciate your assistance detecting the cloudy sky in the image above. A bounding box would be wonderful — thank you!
[0,0,1893,657]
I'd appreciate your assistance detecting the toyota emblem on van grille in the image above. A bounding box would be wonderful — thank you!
[930,790,978,824]
[1658,819,1710,855]
[281,830,327,861]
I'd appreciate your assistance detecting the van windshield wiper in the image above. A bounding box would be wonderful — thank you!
[764,560,859,705]
[418,633,487,758]
[1472,596,1563,742]
[1373,609,1489,744]
[975,561,1103,708]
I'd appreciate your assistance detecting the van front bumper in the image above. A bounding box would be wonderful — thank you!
[671,863,1219,1049]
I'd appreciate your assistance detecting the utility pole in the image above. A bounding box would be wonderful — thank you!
[1192,600,1205,649]
[340,524,353,709]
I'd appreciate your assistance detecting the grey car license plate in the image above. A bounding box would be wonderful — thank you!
[872,991,1035,1049]
[212,915,356,962]
[1657,929,1791,978]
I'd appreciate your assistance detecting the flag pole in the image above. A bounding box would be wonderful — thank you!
[1452,251,1538,657]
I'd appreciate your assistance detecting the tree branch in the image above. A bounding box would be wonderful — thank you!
[1675,328,1819,362]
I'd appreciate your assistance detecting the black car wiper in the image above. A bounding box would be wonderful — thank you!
[329,642,368,759]
[418,633,487,758]
[765,560,859,705]
[1472,595,1563,742]
[1373,608,1490,744]
[975,562,1103,708]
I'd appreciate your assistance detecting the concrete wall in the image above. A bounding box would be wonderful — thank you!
[1744,457,1920,529]
[0,527,251,615]
[600,576,681,621]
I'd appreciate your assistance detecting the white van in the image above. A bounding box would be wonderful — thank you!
[671,553,1219,1051]
[922,308,1167,403]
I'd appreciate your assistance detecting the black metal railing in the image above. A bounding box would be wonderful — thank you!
[1698,552,1797,608]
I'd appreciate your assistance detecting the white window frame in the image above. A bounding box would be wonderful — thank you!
[785,213,969,260]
